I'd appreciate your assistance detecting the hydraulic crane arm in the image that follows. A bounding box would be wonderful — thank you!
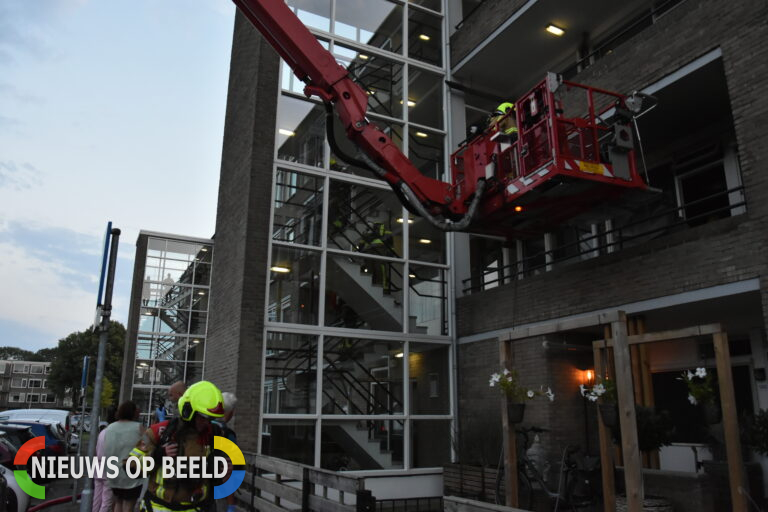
[232,0,484,229]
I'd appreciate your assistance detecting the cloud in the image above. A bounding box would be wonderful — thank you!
[0,82,43,104]
[0,220,134,345]
[0,161,42,190]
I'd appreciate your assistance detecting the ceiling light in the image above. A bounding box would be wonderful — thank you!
[192,339,201,344]
[400,99,416,107]
[514,205,523,212]
[271,266,291,273]
[395,352,404,358]
[408,274,416,279]
[367,90,376,95]
[419,34,430,41]
[397,218,414,224]
[415,131,428,138]
[359,54,369,60]
[197,290,206,295]
[201,247,208,252]
[418,238,432,244]
[278,128,295,136]
[546,24,565,36]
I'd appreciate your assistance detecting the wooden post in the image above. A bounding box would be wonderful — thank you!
[612,312,643,512]
[500,339,518,507]
[713,331,748,512]
[594,341,615,512]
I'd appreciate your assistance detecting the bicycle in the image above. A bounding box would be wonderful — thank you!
[496,426,600,511]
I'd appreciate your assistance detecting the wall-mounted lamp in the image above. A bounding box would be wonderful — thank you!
[584,369,595,387]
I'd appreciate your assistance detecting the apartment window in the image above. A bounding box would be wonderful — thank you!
[42,380,48,389]
[0,362,6,373]
[30,365,43,374]
[13,364,29,374]
[11,377,25,388]
[26,393,39,403]
[10,392,24,403]
[45,365,52,374]
[29,379,42,388]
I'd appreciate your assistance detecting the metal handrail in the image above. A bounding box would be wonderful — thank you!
[463,185,745,292]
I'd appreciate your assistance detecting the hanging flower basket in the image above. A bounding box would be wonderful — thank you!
[599,403,619,430]
[506,402,526,424]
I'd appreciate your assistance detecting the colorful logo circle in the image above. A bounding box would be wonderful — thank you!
[14,436,46,499]
[214,435,245,499]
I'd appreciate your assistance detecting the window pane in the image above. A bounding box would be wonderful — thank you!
[269,246,321,325]
[325,254,404,331]
[329,117,403,178]
[409,0,442,12]
[409,343,449,413]
[137,335,187,361]
[334,0,403,54]
[409,217,446,264]
[273,169,324,246]
[327,180,404,257]
[408,127,444,181]
[155,361,185,386]
[132,387,153,422]
[286,0,331,32]
[334,43,403,119]
[262,419,315,466]
[408,266,447,335]
[187,338,205,362]
[264,333,318,414]
[321,419,404,470]
[408,9,442,66]
[139,308,188,335]
[194,262,211,286]
[408,66,443,129]
[189,312,207,335]
[411,420,451,467]
[191,288,209,311]
[322,337,404,414]
[134,361,154,385]
[276,95,326,168]
[186,363,204,385]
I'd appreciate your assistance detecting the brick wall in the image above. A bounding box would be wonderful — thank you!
[205,11,279,451]
[450,0,529,66]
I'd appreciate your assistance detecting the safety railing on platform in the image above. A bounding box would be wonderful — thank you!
[236,452,375,512]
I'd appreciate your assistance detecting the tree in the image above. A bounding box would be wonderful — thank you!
[0,346,38,360]
[47,321,126,408]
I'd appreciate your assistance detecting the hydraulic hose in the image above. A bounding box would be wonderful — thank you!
[323,102,485,231]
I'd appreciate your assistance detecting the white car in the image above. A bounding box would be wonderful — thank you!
[0,464,31,512]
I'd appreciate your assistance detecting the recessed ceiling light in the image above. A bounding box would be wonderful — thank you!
[201,247,208,252]
[395,352,404,358]
[408,274,416,279]
[514,205,523,212]
[367,90,376,95]
[400,99,416,107]
[197,290,206,295]
[546,24,565,36]
[415,131,428,138]
[397,218,414,224]
[271,266,291,273]
[359,54,369,60]
[419,238,432,244]
[419,34,430,41]
[278,128,295,136]
[192,339,201,344]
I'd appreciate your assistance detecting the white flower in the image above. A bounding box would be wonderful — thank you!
[588,394,598,402]
[527,390,535,399]
[545,387,555,402]
[688,394,697,405]
[579,384,586,397]
[686,370,694,380]
[502,368,510,375]
[695,367,707,378]
[489,379,495,387]
[593,383,606,396]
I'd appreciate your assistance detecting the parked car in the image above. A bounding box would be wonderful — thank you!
[0,408,72,434]
[7,421,66,456]
[0,434,18,468]
[0,463,30,512]
[0,424,35,450]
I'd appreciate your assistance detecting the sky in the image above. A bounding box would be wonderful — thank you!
[0,0,236,351]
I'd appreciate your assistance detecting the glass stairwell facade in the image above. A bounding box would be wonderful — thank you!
[263,0,452,472]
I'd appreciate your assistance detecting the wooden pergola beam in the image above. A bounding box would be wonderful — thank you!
[592,323,723,347]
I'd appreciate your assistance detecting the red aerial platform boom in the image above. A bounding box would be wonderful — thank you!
[232,0,652,236]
